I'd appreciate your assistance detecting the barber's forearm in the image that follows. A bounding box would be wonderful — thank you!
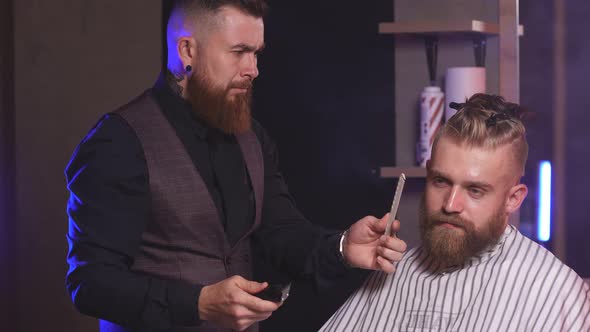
[309,232,351,290]
[66,264,202,329]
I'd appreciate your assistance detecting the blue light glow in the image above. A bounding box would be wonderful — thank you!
[537,161,552,242]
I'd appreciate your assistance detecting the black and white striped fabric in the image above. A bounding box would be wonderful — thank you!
[320,226,590,332]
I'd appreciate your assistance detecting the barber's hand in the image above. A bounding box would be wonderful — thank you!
[342,213,407,274]
[198,276,281,331]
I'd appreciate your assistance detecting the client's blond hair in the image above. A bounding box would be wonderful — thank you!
[432,93,529,177]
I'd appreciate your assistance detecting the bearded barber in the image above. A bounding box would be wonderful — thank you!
[64,1,407,332]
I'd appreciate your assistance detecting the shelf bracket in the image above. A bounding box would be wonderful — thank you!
[424,35,439,86]
[473,36,487,67]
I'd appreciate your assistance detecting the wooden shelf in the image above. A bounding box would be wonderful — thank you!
[380,166,427,178]
[379,20,523,36]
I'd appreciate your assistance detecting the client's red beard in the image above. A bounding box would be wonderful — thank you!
[419,197,506,269]
[186,69,253,135]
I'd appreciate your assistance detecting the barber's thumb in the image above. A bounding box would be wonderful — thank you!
[374,213,390,231]
[239,279,268,294]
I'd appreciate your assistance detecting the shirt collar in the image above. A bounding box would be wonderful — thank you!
[466,225,513,267]
[152,72,209,140]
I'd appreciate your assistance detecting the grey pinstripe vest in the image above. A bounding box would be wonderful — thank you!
[102,91,264,332]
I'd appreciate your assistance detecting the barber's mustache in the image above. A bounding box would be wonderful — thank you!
[228,80,253,90]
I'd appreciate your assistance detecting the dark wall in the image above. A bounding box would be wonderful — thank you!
[253,1,396,330]
[255,2,396,226]
[12,1,161,331]
[564,1,590,277]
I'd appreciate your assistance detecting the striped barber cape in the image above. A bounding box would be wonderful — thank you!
[320,226,590,332]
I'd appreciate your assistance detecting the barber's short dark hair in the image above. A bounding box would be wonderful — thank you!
[161,0,268,71]
[166,0,268,21]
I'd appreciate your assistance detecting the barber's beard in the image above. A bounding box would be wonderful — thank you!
[186,69,253,135]
[419,197,506,269]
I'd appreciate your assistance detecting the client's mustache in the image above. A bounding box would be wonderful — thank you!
[429,212,469,228]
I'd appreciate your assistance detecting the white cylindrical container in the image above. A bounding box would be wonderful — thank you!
[417,86,444,167]
[444,67,486,120]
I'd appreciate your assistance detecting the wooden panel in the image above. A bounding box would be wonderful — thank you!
[553,0,567,261]
[499,0,520,102]
[0,0,17,331]
[499,0,520,228]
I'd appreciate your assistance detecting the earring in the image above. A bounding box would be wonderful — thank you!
[185,65,192,72]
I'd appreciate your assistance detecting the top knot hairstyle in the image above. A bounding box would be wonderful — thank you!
[433,93,529,177]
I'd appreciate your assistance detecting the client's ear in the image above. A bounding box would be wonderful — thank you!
[505,183,528,214]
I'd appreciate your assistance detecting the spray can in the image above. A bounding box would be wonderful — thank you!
[417,86,444,167]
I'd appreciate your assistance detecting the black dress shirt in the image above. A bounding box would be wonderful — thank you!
[65,76,348,330]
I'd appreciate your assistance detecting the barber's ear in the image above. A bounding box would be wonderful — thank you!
[177,37,197,69]
[505,183,528,214]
